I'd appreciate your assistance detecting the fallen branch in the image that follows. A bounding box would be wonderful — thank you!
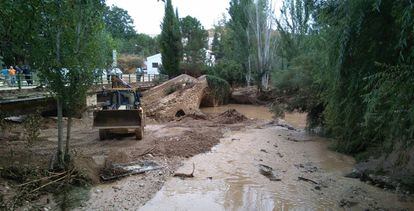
[298,176,318,185]
[174,163,195,178]
[17,171,67,187]
[139,146,156,156]
[28,175,67,194]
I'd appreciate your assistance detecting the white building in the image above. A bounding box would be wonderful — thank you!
[145,53,162,75]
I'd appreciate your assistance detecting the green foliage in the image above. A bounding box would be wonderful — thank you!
[115,34,159,57]
[226,0,252,84]
[211,32,224,61]
[179,63,205,78]
[104,5,136,39]
[0,0,43,65]
[180,16,208,65]
[160,0,183,77]
[272,0,414,155]
[207,60,245,87]
[206,75,231,105]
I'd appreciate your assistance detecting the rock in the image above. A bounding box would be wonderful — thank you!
[314,186,321,190]
[345,169,362,179]
[112,186,122,191]
[230,87,260,104]
[260,149,268,153]
[259,164,282,181]
[276,123,296,131]
[339,199,359,208]
[92,155,107,168]
[139,183,144,187]
[95,189,102,194]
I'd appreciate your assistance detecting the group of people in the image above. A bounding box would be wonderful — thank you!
[0,65,32,86]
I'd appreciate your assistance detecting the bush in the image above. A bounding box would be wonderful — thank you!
[206,75,231,105]
[179,63,205,78]
[207,60,244,87]
[271,55,323,128]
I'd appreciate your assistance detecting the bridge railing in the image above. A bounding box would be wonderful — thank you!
[93,74,169,86]
[0,73,40,89]
[0,72,169,90]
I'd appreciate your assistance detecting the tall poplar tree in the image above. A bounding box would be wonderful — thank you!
[160,0,182,77]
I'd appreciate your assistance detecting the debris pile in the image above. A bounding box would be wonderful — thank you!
[154,131,220,158]
[215,109,248,124]
[100,161,162,181]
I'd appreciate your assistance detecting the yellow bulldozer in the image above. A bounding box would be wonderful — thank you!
[93,75,144,140]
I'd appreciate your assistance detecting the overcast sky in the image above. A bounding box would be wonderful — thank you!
[106,0,231,36]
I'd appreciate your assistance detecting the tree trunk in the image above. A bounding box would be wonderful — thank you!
[261,71,269,90]
[56,97,64,167]
[65,116,72,158]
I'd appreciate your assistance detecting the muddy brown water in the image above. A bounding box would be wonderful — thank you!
[201,104,307,129]
[139,105,414,210]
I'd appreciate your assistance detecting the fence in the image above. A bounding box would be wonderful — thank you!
[93,74,169,85]
[0,73,40,89]
[0,72,169,90]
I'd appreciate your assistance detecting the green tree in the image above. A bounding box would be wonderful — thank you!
[180,16,208,65]
[104,5,136,39]
[160,0,182,77]
[211,31,224,61]
[227,0,253,85]
[0,0,43,65]
[31,0,108,167]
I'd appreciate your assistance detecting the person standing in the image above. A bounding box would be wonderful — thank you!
[1,67,10,86]
[22,65,32,85]
[136,67,143,82]
[8,66,16,86]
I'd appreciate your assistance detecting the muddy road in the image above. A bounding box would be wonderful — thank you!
[81,105,413,210]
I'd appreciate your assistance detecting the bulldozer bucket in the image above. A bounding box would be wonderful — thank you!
[93,110,142,129]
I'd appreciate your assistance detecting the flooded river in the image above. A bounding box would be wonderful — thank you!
[201,104,307,129]
[140,105,414,210]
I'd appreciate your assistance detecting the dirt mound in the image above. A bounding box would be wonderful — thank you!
[215,109,248,124]
[154,131,220,158]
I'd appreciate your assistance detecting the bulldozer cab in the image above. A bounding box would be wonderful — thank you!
[103,89,141,110]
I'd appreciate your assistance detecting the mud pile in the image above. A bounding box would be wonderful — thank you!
[142,74,208,121]
[215,109,248,124]
[154,131,220,158]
